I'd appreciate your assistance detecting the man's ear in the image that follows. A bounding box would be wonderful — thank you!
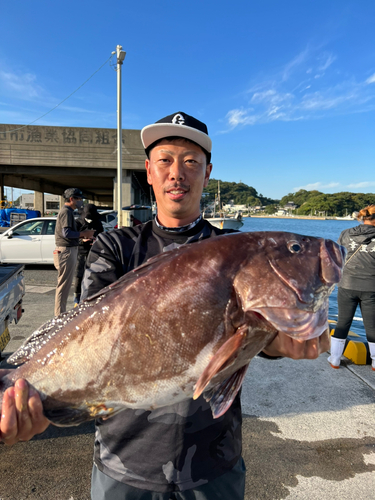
[145,159,153,185]
[203,163,213,188]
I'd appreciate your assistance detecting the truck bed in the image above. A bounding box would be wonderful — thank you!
[0,264,24,287]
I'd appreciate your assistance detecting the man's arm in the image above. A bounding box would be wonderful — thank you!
[62,227,95,240]
[81,232,125,300]
[59,209,95,241]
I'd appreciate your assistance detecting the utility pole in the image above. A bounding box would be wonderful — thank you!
[115,45,126,227]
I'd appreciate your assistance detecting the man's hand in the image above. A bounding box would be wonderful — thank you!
[262,327,330,360]
[80,229,95,239]
[0,376,50,446]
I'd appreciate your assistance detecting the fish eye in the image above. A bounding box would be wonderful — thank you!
[288,241,303,254]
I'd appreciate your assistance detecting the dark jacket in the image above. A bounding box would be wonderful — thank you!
[338,224,375,291]
[80,219,242,493]
[76,204,104,255]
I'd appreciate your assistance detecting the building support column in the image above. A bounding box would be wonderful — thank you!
[34,191,45,216]
[113,170,133,227]
[59,196,65,212]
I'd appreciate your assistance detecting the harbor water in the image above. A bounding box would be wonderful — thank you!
[240,217,366,338]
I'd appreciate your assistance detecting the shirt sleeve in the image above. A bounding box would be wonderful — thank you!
[81,232,124,300]
[62,227,81,239]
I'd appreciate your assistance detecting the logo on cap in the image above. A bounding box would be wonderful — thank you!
[172,113,185,125]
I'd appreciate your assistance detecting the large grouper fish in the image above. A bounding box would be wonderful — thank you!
[0,231,345,426]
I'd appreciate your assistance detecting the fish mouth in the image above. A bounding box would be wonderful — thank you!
[253,301,329,340]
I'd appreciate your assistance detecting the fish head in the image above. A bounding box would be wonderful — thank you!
[234,232,346,340]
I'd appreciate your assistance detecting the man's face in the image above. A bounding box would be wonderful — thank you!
[145,139,212,226]
[70,196,83,209]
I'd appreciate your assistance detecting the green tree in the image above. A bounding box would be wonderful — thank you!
[264,204,277,215]
[204,179,278,207]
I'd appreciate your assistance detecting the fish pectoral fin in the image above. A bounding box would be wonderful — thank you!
[193,326,247,400]
[44,404,123,427]
[44,407,94,427]
[203,364,250,419]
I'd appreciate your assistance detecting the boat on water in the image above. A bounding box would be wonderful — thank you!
[335,210,354,221]
[335,215,354,220]
[205,213,244,230]
[203,180,244,230]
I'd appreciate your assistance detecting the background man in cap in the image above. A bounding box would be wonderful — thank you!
[0,113,329,500]
[54,188,95,316]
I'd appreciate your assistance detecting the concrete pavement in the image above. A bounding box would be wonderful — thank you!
[0,267,374,499]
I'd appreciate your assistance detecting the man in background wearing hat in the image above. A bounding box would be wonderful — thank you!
[0,113,329,500]
[54,188,95,316]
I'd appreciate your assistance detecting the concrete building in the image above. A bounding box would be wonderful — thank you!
[0,124,150,216]
[19,193,60,213]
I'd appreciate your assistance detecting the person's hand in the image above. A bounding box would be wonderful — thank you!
[262,327,330,360]
[80,229,95,239]
[0,376,50,446]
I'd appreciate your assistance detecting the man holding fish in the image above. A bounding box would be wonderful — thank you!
[0,112,332,499]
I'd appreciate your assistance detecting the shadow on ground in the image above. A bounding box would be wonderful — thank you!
[242,415,375,499]
[0,424,94,500]
[1,415,374,500]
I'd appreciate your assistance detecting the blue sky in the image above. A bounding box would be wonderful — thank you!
[1,0,374,201]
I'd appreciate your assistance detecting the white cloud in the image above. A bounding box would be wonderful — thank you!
[60,105,97,114]
[300,91,355,110]
[282,48,310,82]
[251,89,293,106]
[226,109,259,128]
[318,53,336,72]
[0,70,44,98]
[293,182,340,191]
[347,181,375,188]
[224,45,375,129]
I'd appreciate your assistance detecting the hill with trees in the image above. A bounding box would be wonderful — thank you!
[279,190,375,216]
[203,179,278,207]
[202,180,375,216]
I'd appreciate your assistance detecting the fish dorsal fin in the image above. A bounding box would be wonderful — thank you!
[6,303,95,365]
[203,364,249,418]
[193,325,248,400]
[9,247,191,364]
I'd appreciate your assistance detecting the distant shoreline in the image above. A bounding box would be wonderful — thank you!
[246,215,353,221]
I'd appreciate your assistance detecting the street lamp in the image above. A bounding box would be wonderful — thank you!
[115,45,126,227]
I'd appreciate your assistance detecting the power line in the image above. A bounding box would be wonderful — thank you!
[3,53,115,135]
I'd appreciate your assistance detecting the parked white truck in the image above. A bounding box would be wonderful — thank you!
[0,264,25,358]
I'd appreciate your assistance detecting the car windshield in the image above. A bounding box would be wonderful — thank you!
[12,220,45,236]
